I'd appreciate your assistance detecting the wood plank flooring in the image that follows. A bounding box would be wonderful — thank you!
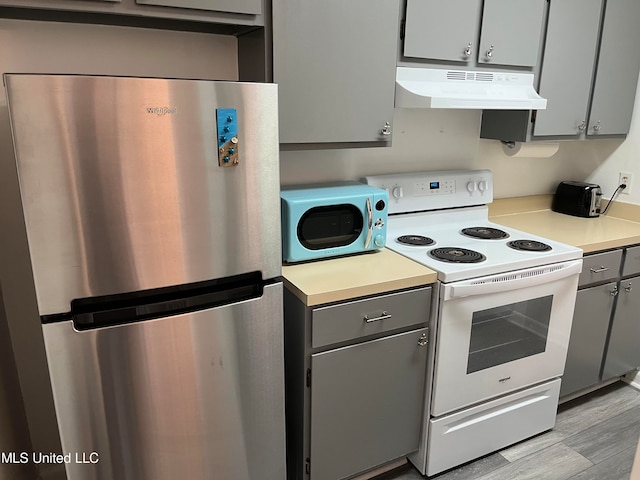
[379,382,640,480]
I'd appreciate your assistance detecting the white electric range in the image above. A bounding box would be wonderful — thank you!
[366,170,583,476]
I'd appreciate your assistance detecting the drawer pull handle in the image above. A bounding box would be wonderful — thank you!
[590,266,609,273]
[418,333,428,347]
[363,311,391,323]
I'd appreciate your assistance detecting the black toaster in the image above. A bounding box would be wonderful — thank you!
[552,181,602,218]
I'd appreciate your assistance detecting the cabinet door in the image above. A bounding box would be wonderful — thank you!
[273,0,400,144]
[478,0,545,67]
[588,0,640,136]
[602,277,640,379]
[403,0,481,63]
[309,328,428,480]
[533,0,602,137]
[560,283,615,398]
[135,0,261,15]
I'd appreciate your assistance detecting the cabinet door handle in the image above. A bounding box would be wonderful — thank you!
[610,286,619,296]
[625,282,632,293]
[485,44,494,59]
[463,42,472,57]
[418,333,428,347]
[363,311,391,323]
[578,121,587,131]
[590,266,609,273]
[380,122,392,136]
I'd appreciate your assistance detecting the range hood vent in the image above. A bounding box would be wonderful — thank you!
[395,67,547,110]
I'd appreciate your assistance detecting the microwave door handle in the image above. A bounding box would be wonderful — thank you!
[445,260,582,300]
[364,197,373,248]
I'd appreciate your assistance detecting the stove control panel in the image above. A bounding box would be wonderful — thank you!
[364,169,493,214]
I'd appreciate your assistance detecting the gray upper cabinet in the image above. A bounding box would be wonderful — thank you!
[135,0,260,15]
[0,0,262,26]
[587,0,640,137]
[536,0,640,138]
[403,0,545,68]
[482,0,640,141]
[533,0,602,137]
[404,0,481,64]
[477,0,545,67]
[272,0,400,144]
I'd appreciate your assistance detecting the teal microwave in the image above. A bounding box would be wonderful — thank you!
[280,183,388,263]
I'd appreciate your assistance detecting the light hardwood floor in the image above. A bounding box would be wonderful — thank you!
[380,381,640,480]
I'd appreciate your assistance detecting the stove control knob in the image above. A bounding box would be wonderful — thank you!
[392,186,404,199]
[374,234,385,247]
[478,180,488,192]
[466,181,477,193]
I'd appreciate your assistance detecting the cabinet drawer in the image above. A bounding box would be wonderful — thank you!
[311,287,431,348]
[579,250,622,286]
[623,245,640,277]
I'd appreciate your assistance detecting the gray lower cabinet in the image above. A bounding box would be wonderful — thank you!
[403,0,545,68]
[560,282,615,397]
[272,0,400,144]
[310,328,428,480]
[284,286,432,480]
[562,246,640,399]
[602,276,640,380]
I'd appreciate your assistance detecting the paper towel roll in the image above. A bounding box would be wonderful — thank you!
[502,141,560,158]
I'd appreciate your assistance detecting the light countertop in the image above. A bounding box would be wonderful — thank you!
[282,248,437,307]
[283,196,640,307]
[490,195,640,253]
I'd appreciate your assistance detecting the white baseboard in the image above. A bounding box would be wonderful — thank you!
[623,371,640,390]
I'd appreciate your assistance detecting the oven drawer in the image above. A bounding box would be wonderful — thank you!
[427,379,561,477]
[311,287,431,348]
[579,250,622,286]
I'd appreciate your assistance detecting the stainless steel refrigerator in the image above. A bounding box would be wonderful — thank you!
[4,74,285,480]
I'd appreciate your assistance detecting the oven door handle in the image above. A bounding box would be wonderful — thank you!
[444,259,582,300]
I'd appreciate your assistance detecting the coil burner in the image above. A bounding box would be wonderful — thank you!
[461,227,509,240]
[396,235,435,246]
[507,240,552,252]
[428,247,486,263]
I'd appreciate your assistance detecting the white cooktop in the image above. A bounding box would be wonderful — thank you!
[366,170,583,282]
[385,206,582,282]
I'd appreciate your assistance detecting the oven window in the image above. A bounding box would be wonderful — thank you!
[297,204,363,250]
[467,295,553,374]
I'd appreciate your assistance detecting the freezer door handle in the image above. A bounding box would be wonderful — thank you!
[65,272,263,330]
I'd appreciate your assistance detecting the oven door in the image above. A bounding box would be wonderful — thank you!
[431,259,582,417]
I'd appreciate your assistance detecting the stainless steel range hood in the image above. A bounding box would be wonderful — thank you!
[395,67,547,110]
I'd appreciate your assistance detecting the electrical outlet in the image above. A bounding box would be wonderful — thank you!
[619,172,633,194]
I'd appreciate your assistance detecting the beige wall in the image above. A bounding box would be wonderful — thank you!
[280,107,626,198]
[281,77,640,204]
[0,18,237,480]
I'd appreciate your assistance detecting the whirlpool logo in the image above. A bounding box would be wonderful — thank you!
[146,106,177,116]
